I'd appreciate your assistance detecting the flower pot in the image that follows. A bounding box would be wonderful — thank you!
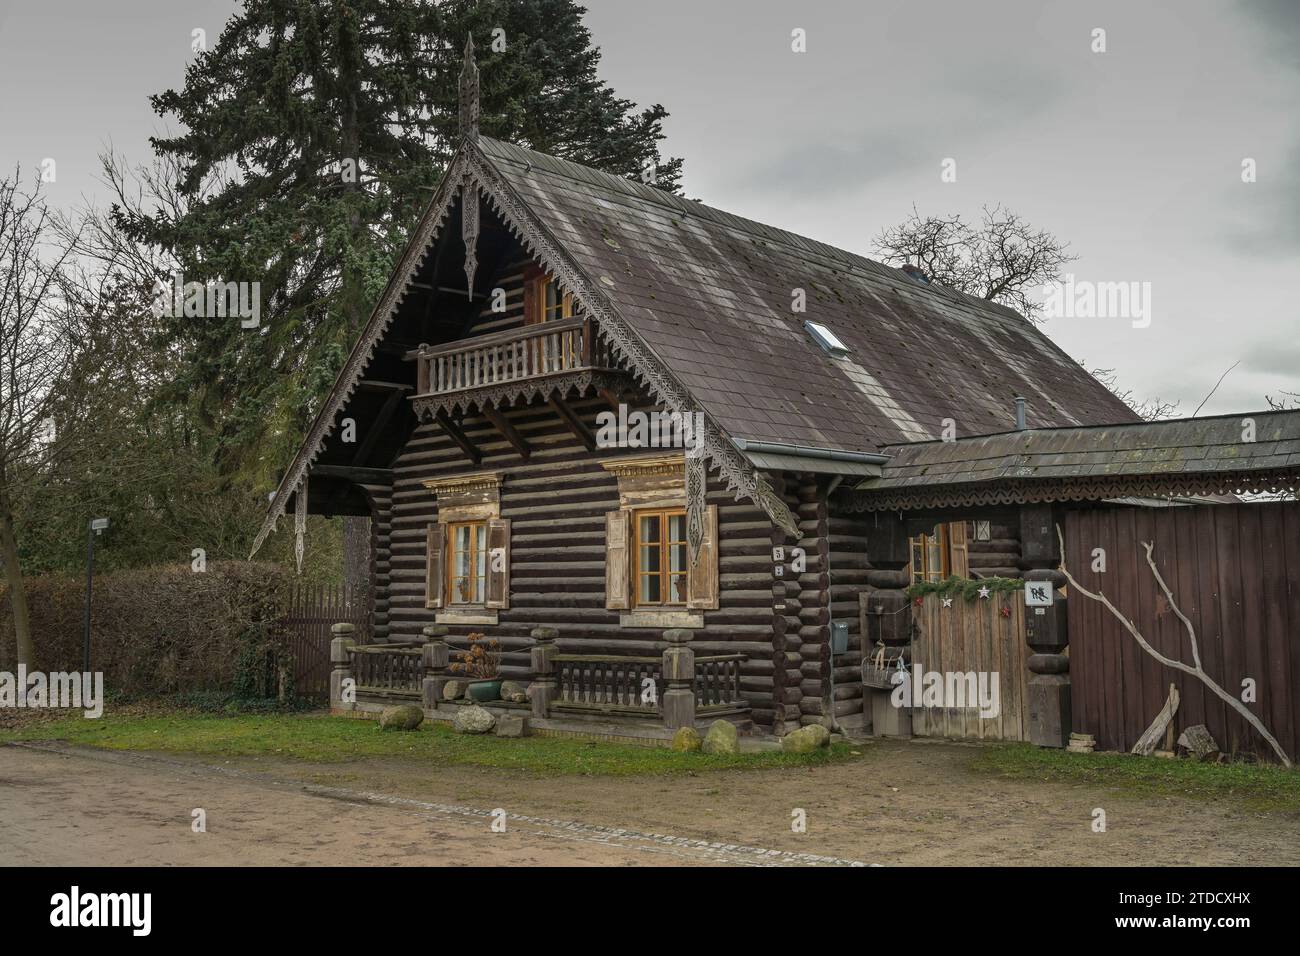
[467,679,503,702]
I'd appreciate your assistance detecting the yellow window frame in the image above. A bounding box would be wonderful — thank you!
[528,274,573,324]
[446,520,487,605]
[633,507,688,607]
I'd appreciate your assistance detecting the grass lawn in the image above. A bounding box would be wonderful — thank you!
[971,742,1300,813]
[0,712,861,777]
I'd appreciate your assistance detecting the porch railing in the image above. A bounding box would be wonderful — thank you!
[545,648,747,719]
[553,654,662,715]
[416,317,611,396]
[348,644,424,699]
[694,654,746,710]
[330,627,750,730]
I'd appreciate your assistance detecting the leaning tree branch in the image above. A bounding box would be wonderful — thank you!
[1056,524,1291,767]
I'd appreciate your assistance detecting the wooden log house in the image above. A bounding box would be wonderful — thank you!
[254,40,1300,740]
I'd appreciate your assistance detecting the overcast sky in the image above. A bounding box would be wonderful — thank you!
[2,0,1296,415]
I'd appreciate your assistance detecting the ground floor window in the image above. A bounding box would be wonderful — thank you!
[635,508,688,606]
[447,520,487,605]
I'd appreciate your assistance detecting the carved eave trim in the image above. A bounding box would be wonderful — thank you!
[839,469,1300,513]
[599,454,686,480]
[248,153,470,558]
[410,369,627,421]
[422,471,502,498]
[466,145,799,538]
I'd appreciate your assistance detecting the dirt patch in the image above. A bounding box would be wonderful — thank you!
[0,743,852,867]
[249,738,1300,866]
[6,737,1298,866]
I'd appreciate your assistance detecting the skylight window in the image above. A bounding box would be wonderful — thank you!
[804,320,850,356]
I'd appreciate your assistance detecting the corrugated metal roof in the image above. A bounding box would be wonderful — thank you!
[480,136,1140,455]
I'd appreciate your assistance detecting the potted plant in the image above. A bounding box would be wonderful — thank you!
[451,633,503,702]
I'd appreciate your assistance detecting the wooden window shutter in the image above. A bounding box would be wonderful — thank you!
[485,517,511,609]
[908,535,924,585]
[523,266,542,325]
[425,523,446,608]
[687,504,719,610]
[948,521,969,579]
[605,509,631,609]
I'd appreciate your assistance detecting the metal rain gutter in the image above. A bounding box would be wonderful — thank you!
[731,438,891,466]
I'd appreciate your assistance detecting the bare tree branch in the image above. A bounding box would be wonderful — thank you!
[1192,361,1240,417]
[1082,363,1180,421]
[1056,524,1291,766]
[873,204,1076,321]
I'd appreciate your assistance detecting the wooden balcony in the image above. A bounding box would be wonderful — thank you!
[415,317,614,397]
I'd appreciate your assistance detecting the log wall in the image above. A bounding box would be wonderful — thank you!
[381,391,788,729]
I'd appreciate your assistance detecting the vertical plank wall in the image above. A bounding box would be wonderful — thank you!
[1065,502,1300,762]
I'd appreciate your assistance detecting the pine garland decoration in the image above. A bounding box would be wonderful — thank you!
[905,575,1022,602]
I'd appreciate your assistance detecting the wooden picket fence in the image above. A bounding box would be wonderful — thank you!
[279,582,370,700]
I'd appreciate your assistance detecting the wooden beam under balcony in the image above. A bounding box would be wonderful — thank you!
[482,405,532,460]
[434,410,483,465]
[352,388,407,466]
[550,395,597,452]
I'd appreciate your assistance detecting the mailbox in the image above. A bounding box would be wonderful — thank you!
[1024,601,1068,649]
[831,620,849,655]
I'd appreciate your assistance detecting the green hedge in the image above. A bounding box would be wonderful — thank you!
[0,561,292,698]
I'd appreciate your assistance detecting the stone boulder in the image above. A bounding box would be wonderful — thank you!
[442,680,465,701]
[702,720,739,755]
[378,704,424,731]
[670,727,702,752]
[1178,724,1220,760]
[500,680,528,701]
[494,714,528,738]
[453,705,496,735]
[781,724,831,754]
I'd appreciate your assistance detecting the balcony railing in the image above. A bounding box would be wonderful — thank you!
[416,317,613,397]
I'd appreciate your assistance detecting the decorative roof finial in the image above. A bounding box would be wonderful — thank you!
[459,34,480,142]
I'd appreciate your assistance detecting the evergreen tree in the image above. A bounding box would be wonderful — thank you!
[125,0,683,484]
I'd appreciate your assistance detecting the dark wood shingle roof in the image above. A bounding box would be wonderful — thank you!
[847,409,1300,510]
[481,137,1139,455]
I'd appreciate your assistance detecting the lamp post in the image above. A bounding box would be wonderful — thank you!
[83,517,109,672]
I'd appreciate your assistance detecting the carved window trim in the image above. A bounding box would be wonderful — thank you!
[424,472,506,623]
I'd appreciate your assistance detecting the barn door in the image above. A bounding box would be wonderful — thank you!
[908,591,1030,741]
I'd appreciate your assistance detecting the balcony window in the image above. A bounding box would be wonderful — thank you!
[527,272,573,324]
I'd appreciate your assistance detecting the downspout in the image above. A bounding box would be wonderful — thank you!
[824,474,845,731]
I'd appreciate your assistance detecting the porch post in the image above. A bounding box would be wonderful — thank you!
[528,626,559,719]
[661,628,696,730]
[1020,504,1071,747]
[421,624,451,710]
[329,622,356,714]
[1025,571,1071,748]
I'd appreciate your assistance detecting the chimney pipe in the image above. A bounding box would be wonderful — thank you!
[1014,396,1027,431]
